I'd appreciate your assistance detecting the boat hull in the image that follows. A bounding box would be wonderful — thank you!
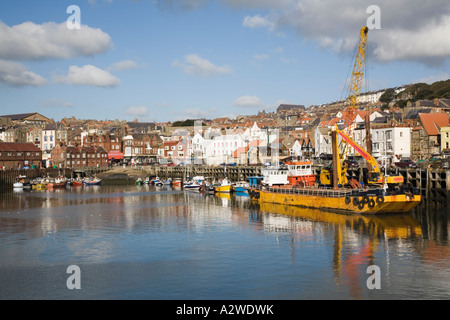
[215,185,231,193]
[249,187,421,214]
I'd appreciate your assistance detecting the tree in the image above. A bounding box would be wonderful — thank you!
[379,88,396,104]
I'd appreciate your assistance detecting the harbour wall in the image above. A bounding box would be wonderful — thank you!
[1,165,449,203]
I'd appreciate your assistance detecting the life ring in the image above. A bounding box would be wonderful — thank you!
[358,201,365,210]
[345,196,351,205]
[363,195,370,204]
[353,197,359,206]
[368,199,375,208]
[376,195,384,204]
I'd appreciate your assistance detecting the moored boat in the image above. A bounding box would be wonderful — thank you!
[83,177,102,186]
[232,181,249,193]
[214,178,231,193]
[47,176,67,189]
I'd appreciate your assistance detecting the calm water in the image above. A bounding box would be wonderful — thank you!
[0,184,449,300]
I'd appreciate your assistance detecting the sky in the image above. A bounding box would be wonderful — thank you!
[1,0,450,123]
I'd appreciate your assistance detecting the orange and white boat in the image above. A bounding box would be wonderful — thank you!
[286,161,316,187]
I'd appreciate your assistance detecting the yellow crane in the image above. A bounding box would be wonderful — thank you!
[320,26,403,188]
[343,26,369,129]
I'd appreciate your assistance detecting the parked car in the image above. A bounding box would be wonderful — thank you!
[320,153,333,160]
[394,159,417,168]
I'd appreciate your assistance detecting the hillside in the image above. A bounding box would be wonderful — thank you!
[397,79,450,101]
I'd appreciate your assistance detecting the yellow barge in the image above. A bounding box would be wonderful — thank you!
[248,186,421,214]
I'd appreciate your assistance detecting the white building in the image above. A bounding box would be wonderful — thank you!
[371,127,411,161]
[41,124,56,152]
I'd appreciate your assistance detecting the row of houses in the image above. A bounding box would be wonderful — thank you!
[1,95,450,169]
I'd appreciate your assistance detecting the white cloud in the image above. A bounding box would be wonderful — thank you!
[179,107,217,119]
[0,59,46,86]
[242,14,276,31]
[172,54,233,77]
[107,60,142,72]
[154,0,209,11]
[253,54,269,61]
[125,106,148,117]
[233,95,263,108]
[41,98,74,108]
[415,72,450,85]
[238,0,450,65]
[0,21,112,61]
[53,65,120,87]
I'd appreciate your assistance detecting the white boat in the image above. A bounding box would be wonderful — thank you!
[13,181,23,188]
[13,175,29,189]
[233,181,249,192]
[163,178,172,185]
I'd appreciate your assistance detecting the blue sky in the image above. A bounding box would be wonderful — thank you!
[1,0,450,122]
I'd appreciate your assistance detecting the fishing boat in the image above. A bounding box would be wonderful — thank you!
[143,177,150,184]
[214,178,232,193]
[151,177,161,185]
[163,178,172,185]
[286,161,316,187]
[47,176,67,189]
[83,177,102,186]
[71,179,83,187]
[183,181,201,190]
[172,178,182,186]
[136,177,143,185]
[13,175,28,188]
[31,177,47,190]
[232,181,249,193]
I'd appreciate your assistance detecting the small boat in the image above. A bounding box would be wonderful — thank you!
[232,181,249,193]
[72,179,83,187]
[151,177,161,185]
[143,177,150,184]
[31,178,47,190]
[172,178,182,186]
[83,177,102,186]
[163,178,172,185]
[46,176,67,189]
[214,178,232,193]
[13,175,25,188]
[183,181,201,190]
[136,178,143,185]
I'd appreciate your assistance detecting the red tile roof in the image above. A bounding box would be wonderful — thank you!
[419,113,449,136]
[0,142,41,152]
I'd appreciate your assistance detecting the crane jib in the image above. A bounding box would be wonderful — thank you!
[337,131,371,161]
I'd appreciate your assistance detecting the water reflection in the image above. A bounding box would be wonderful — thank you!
[0,185,449,299]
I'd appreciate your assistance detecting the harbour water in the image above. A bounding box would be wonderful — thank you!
[0,184,449,300]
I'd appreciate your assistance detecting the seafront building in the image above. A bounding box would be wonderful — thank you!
[1,88,450,168]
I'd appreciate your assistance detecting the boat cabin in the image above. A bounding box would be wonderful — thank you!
[261,167,289,186]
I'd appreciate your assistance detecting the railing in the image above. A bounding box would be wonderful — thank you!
[250,184,381,198]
